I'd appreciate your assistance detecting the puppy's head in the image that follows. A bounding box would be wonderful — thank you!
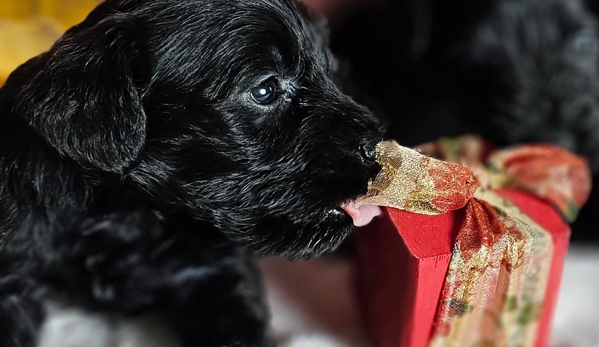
[464,0,599,168]
[3,0,383,258]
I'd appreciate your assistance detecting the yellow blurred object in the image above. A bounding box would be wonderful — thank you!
[0,0,102,85]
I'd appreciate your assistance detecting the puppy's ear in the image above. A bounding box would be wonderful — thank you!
[7,7,147,174]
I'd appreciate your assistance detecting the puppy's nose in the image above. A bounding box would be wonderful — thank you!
[360,139,379,161]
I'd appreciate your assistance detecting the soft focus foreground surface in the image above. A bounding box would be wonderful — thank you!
[0,0,101,85]
[260,249,599,347]
[258,256,371,347]
[550,248,599,347]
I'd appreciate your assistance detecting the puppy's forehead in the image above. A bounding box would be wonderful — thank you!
[147,0,330,87]
[221,0,331,71]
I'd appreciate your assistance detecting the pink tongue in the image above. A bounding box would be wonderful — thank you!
[340,201,382,227]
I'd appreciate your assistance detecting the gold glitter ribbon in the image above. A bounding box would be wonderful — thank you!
[357,140,478,214]
[359,136,592,347]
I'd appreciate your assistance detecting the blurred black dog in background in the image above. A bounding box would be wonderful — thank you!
[0,0,382,346]
[462,0,599,167]
[334,0,599,164]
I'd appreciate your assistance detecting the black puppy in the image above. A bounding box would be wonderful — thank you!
[0,0,382,346]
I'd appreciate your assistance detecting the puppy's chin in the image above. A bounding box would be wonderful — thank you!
[226,204,356,259]
[272,212,356,259]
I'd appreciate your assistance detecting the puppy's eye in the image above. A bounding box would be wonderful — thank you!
[570,32,598,56]
[250,78,278,105]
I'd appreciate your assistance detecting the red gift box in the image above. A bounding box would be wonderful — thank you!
[355,188,570,347]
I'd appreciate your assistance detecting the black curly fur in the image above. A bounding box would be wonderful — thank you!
[0,0,383,345]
